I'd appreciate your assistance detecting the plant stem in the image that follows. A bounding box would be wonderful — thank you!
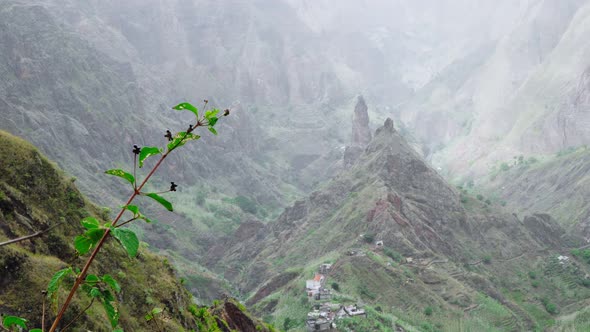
[61,298,95,332]
[42,292,46,332]
[0,222,64,248]
[115,217,138,228]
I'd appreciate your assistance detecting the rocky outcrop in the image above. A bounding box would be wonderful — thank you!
[344,96,372,166]
[351,96,372,146]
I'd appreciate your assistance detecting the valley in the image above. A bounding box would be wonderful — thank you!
[2,0,590,331]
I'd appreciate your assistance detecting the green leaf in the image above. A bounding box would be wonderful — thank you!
[30,329,43,332]
[145,193,173,212]
[86,228,106,242]
[74,235,93,255]
[172,102,199,118]
[2,316,27,329]
[101,299,120,328]
[81,217,100,230]
[75,228,105,255]
[81,283,92,296]
[208,127,218,135]
[167,132,200,151]
[47,267,73,299]
[139,215,154,223]
[151,307,164,315]
[102,274,121,293]
[90,287,101,298]
[102,289,115,302]
[112,228,139,257]
[208,116,219,127]
[105,169,135,186]
[122,205,140,217]
[138,146,162,168]
[85,274,100,285]
[205,109,219,119]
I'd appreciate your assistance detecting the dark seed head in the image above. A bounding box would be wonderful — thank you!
[223,109,230,116]
[170,182,178,192]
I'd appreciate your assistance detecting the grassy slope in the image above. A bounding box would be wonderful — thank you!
[0,130,197,330]
[0,130,279,332]
[478,146,590,230]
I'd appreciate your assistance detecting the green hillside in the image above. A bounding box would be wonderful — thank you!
[0,130,274,332]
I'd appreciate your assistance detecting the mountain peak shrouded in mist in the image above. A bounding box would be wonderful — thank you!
[351,95,371,147]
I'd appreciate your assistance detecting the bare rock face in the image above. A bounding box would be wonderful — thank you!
[351,96,372,146]
[344,96,372,166]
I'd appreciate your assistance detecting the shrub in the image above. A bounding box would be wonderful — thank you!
[482,255,492,264]
[476,194,484,201]
[424,306,433,316]
[363,233,375,244]
[384,248,404,262]
[331,282,340,292]
[531,280,540,288]
[500,162,510,171]
[358,284,376,300]
[485,199,491,205]
[571,249,590,264]
[283,318,295,330]
[528,271,537,279]
[233,195,258,214]
[195,191,206,206]
[542,298,558,314]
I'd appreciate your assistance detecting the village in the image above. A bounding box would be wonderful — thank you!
[304,263,367,331]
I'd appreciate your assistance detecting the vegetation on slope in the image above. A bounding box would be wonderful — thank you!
[0,130,273,331]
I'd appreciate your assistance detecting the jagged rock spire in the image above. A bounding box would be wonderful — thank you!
[344,96,372,167]
[351,96,372,147]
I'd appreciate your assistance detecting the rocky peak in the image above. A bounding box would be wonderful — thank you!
[344,95,372,167]
[351,95,371,146]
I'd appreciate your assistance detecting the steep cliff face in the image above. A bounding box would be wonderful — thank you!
[401,0,590,178]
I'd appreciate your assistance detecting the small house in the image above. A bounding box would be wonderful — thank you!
[314,288,332,301]
[306,318,333,331]
[319,264,332,274]
[337,304,367,319]
[306,274,326,296]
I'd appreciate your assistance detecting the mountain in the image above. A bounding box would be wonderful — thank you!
[398,0,590,177]
[207,119,590,331]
